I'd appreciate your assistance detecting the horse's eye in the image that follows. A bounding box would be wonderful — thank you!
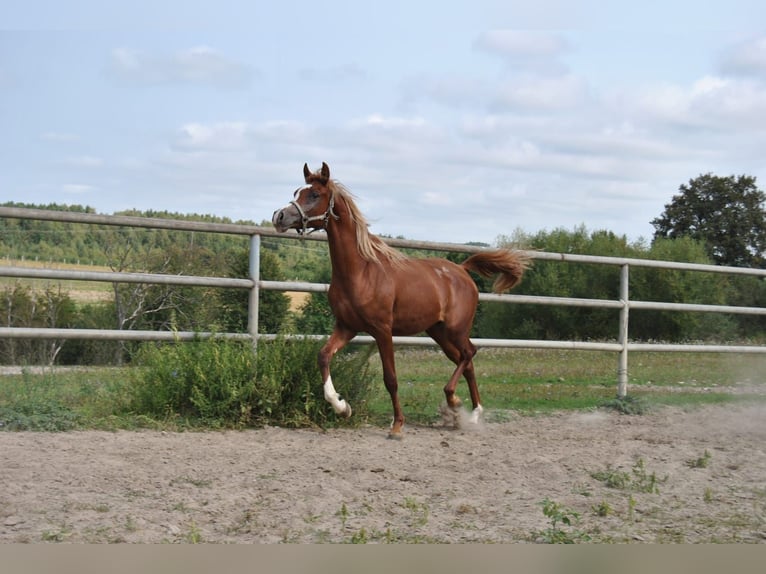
[309,190,320,200]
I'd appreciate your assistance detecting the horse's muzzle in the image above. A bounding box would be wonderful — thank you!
[272,206,294,233]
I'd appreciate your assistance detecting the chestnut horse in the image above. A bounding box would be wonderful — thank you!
[272,162,529,438]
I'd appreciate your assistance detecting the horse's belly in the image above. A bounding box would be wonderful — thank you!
[390,296,442,335]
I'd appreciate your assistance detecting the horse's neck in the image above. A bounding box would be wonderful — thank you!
[326,217,368,285]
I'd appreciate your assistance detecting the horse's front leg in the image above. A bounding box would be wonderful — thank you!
[318,325,356,418]
[374,334,405,439]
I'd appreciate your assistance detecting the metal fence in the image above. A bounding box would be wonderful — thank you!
[2,205,766,397]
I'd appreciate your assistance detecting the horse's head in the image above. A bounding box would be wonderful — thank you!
[272,162,338,235]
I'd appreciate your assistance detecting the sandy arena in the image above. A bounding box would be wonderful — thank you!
[1,403,765,543]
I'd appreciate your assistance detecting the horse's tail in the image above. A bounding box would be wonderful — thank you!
[461,249,531,293]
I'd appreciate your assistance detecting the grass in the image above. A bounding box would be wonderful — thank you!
[0,348,764,431]
[364,347,766,426]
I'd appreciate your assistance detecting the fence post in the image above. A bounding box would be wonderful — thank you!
[617,263,630,398]
[248,234,261,350]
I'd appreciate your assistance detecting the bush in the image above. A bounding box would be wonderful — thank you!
[259,337,377,427]
[130,336,376,428]
[131,336,258,427]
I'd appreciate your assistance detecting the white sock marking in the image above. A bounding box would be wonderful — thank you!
[469,404,484,424]
[323,375,348,414]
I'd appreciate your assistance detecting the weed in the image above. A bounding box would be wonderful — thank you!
[572,482,593,497]
[0,399,80,431]
[591,466,630,490]
[627,496,637,522]
[170,475,212,488]
[41,525,72,542]
[532,498,591,543]
[703,487,714,503]
[592,500,612,517]
[600,395,650,415]
[303,513,321,524]
[455,503,478,515]
[226,509,257,535]
[657,526,685,543]
[591,458,666,494]
[402,497,429,527]
[631,458,666,493]
[184,520,203,543]
[349,528,368,544]
[686,449,712,469]
[337,502,349,528]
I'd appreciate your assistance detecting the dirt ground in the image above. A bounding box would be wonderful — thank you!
[1,403,765,543]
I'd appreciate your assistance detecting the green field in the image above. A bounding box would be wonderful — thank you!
[365,347,766,424]
[1,347,764,431]
[0,259,113,303]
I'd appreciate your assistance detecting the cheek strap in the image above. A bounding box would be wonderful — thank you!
[290,193,339,235]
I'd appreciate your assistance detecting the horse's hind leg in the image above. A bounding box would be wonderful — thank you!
[461,350,484,423]
[427,325,482,424]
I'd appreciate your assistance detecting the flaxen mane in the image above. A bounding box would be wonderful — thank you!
[327,180,408,266]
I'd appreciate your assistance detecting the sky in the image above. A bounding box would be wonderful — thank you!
[2,1,765,245]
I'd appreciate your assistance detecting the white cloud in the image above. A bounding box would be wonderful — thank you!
[109,46,253,88]
[492,73,588,111]
[630,75,766,132]
[359,114,427,129]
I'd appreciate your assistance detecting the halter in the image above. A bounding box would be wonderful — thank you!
[290,191,339,235]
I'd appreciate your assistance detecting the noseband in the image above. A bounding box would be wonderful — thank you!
[290,191,339,235]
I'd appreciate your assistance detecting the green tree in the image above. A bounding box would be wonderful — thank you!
[0,284,76,364]
[479,226,629,340]
[294,292,334,335]
[630,237,735,341]
[651,174,766,268]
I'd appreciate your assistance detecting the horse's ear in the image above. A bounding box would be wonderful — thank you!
[320,162,330,182]
[303,163,311,183]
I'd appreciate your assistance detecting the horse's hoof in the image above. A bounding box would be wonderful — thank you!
[387,431,404,441]
[448,396,462,409]
[439,401,462,429]
[342,404,353,418]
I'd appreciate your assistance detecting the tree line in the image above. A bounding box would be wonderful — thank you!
[1,173,764,365]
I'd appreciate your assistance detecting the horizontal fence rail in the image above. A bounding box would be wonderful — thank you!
[1,206,765,397]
